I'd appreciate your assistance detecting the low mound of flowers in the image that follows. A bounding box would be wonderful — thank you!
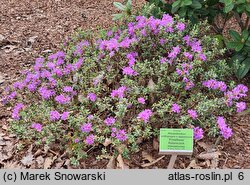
[2,14,248,161]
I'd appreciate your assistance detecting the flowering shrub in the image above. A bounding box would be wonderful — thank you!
[2,14,248,162]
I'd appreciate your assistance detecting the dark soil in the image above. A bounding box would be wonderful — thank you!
[0,0,249,169]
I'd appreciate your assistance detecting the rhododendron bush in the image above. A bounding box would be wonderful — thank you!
[2,14,248,162]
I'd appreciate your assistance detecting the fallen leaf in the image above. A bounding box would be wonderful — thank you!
[36,156,44,168]
[44,157,55,169]
[142,151,154,162]
[197,151,221,160]
[117,154,129,169]
[106,156,116,169]
[4,161,22,169]
[21,154,34,166]
[34,149,43,157]
[116,144,127,154]
[186,159,202,169]
[0,74,5,84]
[153,138,159,150]
[2,125,8,130]
[197,142,211,151]
[103,138,111,147]
[141,156,165,168]
[147,78,156,91]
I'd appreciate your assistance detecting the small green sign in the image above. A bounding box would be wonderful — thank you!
[159,128,193,155]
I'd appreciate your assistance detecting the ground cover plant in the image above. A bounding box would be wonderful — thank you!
[1,13,248,165]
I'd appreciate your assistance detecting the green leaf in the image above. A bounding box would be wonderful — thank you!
[223,0,233,5]
[236,5,245,13]
[236,57,250,79]
[227,41,244,51]
[113,2,126,11]
[183,0,192,6]
[172,2,181,13]
[207,0,220,6]
[214,34,225,48]
[246,37,250,46]
[235,0,245,4]
[178,7,188,17]
[112,13,124,21]
[224,2,234,13]
[242,29,249,41]
[229,30,241,41]
[246,4,250,12]
[126,0,132,10]
[172,0,181,7]
[190,0,202,9]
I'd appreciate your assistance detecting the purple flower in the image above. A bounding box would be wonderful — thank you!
[137,109,153,123]
[199,53,206,61]
[138,97,146,104]
[61,111,69,121]
[126,52,137,66]
[104,116,116,126]
[220,127,233,139]
[236,102,246,113]
[176,22,185,31]
[217,116,227,130]
[50,110,61,121]
[193,127,203,140]
[31,123,43,132]
[160,57,167,64]
[159,39,165,45]
[46,62,56,69]
[87,114,94,120]
[12,103,24,120]
[85,134,94,145]
[74,138,79,143]
[191,40,202,53]
[172,103,181,113]
[183,52,193,60]
[63,86,74,93]
[13,81,25,90]
[216,116,233,139]
[168,46,181,59]
[111,86,127,98]
[73,58,83,70]
[111,127,117,137]
[122,66,137,76]
[116,129,127,142]
[39,87,55,100]
[87,93,97,102]
[55,94,71,104]
[202,79,227,92]
[185,81,195,90]
[81,123,92,133]
[188,109,198,120]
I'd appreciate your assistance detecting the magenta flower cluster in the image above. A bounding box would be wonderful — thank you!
[193,127,203,140]
[50,110,69,121]
[217,117,233,139]
[202,79,227,92]
[104,116,116,126]
[137,109,153,123]
[31,123,43,132]
[111,128,127,142]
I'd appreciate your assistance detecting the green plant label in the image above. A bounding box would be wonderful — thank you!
[159,128,193,155]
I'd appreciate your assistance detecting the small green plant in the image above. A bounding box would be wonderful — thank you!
[113,0,133,21]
